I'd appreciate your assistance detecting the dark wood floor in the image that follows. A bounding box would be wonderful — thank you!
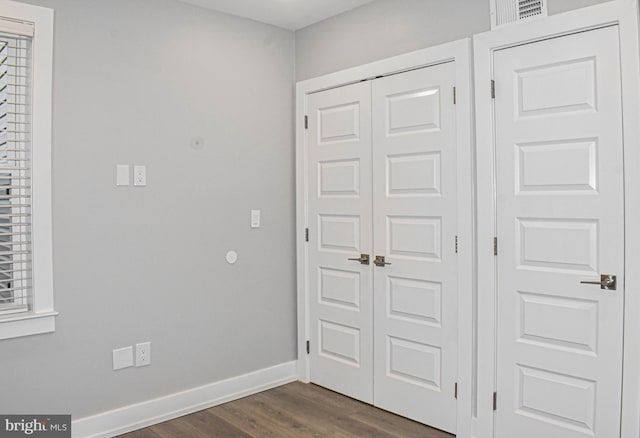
[118,382,454,438]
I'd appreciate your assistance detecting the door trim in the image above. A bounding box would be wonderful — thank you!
[473,1,640,437]
[295,39,475,436]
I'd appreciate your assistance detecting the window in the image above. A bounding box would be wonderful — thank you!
[0,2,54,340]
[0,22,32,316]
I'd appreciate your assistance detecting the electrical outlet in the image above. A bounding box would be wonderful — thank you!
[135,342,151,367]
[113,346,133,370]
[133,165,146,186]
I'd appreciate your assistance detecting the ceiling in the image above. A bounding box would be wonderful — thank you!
[177,0,376,30]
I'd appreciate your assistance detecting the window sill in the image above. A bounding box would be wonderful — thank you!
[0,311,58,340]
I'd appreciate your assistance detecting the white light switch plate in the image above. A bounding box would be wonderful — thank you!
[113,346,133,370]
[116,165,130,186]
[251,210,261,228]
[133,165,146,186]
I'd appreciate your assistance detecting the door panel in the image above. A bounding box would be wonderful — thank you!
[307,82,374,403]
[494,26,624,438]
[372,62,458,433]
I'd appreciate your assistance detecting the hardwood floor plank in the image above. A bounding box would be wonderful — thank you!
[222,395,322,438]
[224,393,339,438]
[117,428,162,438]
[257,386,397,438]
[181,410,253,438]
[270,382,366,415]
[349,406,453,438]
[254,390,352,437]
[116,382,455,438]
[212,397,305,437]
[148,418,211,438]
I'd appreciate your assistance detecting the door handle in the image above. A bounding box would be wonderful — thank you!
[374,255,392,267]
[348,254,370,265]
[580,274,617,291]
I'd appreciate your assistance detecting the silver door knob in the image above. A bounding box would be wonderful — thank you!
[580,274,617,290]
[374,255,392,267]
[348,254,370,265]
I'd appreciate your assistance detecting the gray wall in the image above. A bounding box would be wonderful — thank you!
[295,0,614,81]
[548,0,614,15]
[1,0,296,419]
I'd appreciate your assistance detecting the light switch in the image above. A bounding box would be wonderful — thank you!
[133,165,146,186]
[251,210,261,228]
[116,165,130,186]
[112,346,133,370]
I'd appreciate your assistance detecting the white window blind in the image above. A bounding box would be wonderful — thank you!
[0,22,34,316]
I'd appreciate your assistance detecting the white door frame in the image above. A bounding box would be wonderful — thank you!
[473,1,640,437]
[295,39,475,436]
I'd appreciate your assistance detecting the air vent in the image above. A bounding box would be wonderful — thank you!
[492,0,547,28]
[519,0,544,19]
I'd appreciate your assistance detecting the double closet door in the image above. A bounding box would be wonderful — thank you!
[306,62,458,433]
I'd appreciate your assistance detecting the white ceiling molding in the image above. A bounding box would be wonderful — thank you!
[177,0,376,30]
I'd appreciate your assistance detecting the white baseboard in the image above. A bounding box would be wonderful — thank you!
[72,361,298,438]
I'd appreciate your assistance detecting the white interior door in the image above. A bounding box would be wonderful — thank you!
[372,62,458,433]
[493,26,625,438]
[307,81,374,403]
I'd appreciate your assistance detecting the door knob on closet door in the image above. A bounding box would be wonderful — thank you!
[580,274,617,290]
[374,255,392,267]
[348,254,370,265]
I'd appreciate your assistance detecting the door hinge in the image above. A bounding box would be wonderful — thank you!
[493,391,497,410]
[491,80,496,99]
[305,228,309,242]
[454,382,458,399]
[455,235,459,254]
[493,236,498,256]
[306,340,310,355]
[453,86,457,105]
[304,115,308,130]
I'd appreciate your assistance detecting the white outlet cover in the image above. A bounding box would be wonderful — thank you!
[133,165,147,187]
[135,342,151,367]
[113,346,134,370]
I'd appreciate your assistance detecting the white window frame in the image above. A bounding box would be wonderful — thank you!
[0,0,54,340]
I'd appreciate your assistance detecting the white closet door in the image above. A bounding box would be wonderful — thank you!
[372,62,458,433]
[493,26,624,438]
[307,81,374,403]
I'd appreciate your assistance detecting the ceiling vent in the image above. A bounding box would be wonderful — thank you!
[492,0,547,28]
